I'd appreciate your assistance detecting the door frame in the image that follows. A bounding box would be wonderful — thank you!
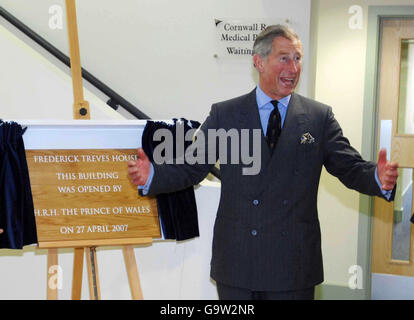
[360,6,414,300]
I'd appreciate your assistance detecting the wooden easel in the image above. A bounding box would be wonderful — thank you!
[65,0,89,121]
[45,239,152,300]
[45,0,151,300]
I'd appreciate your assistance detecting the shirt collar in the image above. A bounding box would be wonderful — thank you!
[256,84,291,110]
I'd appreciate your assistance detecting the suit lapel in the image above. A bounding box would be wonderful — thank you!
[238,89,271,168]
[232,90,310,195]
[278,92,309,147]
[261,92,309,188]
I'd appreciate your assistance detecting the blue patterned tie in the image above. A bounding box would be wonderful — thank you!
[266,100,281,153]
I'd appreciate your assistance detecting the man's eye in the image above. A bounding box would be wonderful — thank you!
[280,56,288,62]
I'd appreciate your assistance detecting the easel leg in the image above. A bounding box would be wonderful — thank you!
[123,245,144,300]
[86,247,101,300]
[47,248,58,300]
[71,247,84,300]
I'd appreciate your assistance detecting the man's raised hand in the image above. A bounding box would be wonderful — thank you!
[377,148,399,191]
[127,148,151,186]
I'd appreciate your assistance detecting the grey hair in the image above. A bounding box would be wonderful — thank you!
[253,24,300,58]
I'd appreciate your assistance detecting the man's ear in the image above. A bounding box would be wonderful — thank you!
[253,54,264,73]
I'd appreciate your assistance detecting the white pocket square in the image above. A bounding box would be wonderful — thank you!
[300,132,315,144]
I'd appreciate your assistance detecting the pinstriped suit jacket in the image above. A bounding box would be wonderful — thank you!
[147,89,392,291]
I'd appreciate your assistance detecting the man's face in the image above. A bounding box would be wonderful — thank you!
[254,36,303,100]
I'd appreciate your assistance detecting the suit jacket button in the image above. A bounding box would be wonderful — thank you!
[253,200,259,206]
[283,200,288,205]
[251,229,257,236]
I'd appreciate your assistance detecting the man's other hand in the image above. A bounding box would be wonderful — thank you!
[377,148,399,191]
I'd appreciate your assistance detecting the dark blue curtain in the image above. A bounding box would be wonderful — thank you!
[141,119,200,241]
[0,121,37,249]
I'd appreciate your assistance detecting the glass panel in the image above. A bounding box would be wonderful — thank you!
[391,168,413,261]
[398,39,414,134]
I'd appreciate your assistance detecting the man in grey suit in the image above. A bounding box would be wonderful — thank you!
[128,25,398,300]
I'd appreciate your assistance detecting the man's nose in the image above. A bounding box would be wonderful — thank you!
[286,59,298,72]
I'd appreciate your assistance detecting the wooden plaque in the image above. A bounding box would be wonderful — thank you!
[26,148,160,247]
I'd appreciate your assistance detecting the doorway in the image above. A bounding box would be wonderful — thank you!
[371,17,414,299]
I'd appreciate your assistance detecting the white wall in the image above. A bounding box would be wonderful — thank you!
[312,0,369,288]
[0,23,124,120]
[0,0,311,122]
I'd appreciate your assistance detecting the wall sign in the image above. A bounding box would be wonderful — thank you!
[214,18,291,59]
